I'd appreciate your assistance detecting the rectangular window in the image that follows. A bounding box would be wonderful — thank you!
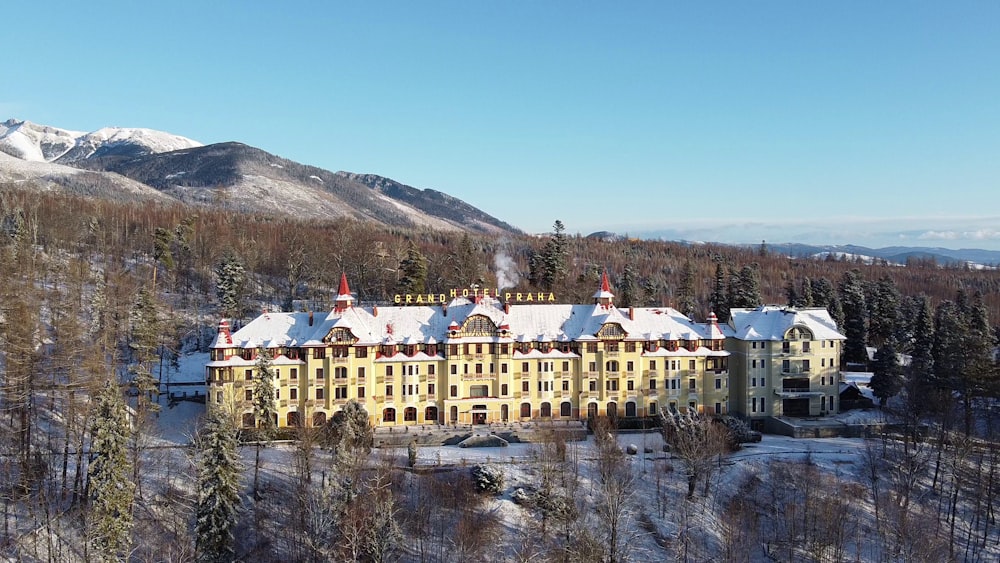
[803,359,811,372]
[522,381,529,392]
[689,378,696,390]
[358,366,366,379]
[428,383,435,395]
[650,379,657,390]
[471,385,488,398]
[562,380,569,391]
[501,363,509,374]
[625,342,636,353]
[562,361,569,372]
[650,360,657,370]
[313,348,326,359]
[450,365,457,375]
[335,386,347,399]
[715,378,722,390]
[290,388,297,400]
[335,367,347,379]
[355,346,367,358]
[475,363,483,374]
[245,389,252,401]
[501,383,508,396]
[275,389,279,400]
[316,388,325,400]
[627,380,634,391]
[450,385,458,397]
[671,379,678,390]
[385,385,393,397]
[803,341,811,353]
[689,360,696,370]
[752,397,757,413]
[760,397,765,412]
[358,386,365,398]
[589,361,597,372]
[521,362,529,373]
[386,365,394,376]
[589,380,597,391]
[626,361,634,372]
[290,368,298,380]
[428,364,435,375]
[752,377,757,387]
[587,343,597,353]
[315,368,324,380]
[715,402,722,414]
[605,380,619,391]
[245,369,253,381]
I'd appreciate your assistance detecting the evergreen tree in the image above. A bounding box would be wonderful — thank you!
[252,346,277,499]
[800,276,814,307]
[396,241,428,295]
[675,260,696,317]
[729,264,762,309]
[784,279,799,308]
[904,296,936,418]
[447,234,482,289]
[932,299,966,392]
[215,252,247,319]
[530,220,569,291]
[619,263,639,308]
[709,262,729,322]
[195,407,243,563]
[870,337,903,406]
[867,275,900,348]
[88,380,135,562]
[839,270,868,366]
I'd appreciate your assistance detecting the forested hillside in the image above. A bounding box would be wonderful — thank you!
[1,184,999,561]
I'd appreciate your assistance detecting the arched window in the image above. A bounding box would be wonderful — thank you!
[312,411,327,427]
[449,406,458,423]
[242,413,255,428]
[540,402,551,418]
[425,406,439,423]
[625,401,636,417]
[287,411,301,427]
[383,408,396,423]
[520,402,531,419]
[605,360,619,372]
[607,402,618,418]
[587,403,598,419]
[404,407,417,422]
[560,401,572,417]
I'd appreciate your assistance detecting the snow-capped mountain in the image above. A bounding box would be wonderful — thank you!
[0,118,519,235]
[0,119,201,163]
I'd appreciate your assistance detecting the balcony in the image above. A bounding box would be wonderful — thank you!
[332,357,349,364]
[604,350,620,358]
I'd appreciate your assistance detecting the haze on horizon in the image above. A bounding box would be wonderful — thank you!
[3,2,998,250]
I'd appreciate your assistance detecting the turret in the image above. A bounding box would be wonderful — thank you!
[592,270,614,309]
[334,273,354,312]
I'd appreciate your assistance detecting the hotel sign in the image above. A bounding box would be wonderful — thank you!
[393,288,556,305]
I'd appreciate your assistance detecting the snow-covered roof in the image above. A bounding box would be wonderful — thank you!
[217,296,727,353]
[724,306,845,341]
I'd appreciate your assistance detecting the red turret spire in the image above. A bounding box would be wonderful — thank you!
[592,270,615,308]
[334,273,354,312]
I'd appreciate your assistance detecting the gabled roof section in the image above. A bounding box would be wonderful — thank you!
[725,306,846,341]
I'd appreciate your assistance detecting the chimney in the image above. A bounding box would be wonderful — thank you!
[629,307,634,320]
[373,306,379,317]
[308,311,314,326]
[504,303,510,314]
[442,303,448,317]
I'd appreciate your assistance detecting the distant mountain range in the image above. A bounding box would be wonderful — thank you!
[762,243,1000,268]
[0,119,518,234]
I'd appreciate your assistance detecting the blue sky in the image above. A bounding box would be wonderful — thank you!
[5,2,1000,249]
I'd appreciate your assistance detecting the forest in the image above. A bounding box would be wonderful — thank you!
[1,184,998,561]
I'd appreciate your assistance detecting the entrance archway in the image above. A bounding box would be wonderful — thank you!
[625,401,636,417]
[560,401,572,417]
[540,402,551,418]
[607,402,618,418]
[520,402,531,419]
[425,406,439,424]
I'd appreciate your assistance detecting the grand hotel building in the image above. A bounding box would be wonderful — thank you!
[206,273,846,429]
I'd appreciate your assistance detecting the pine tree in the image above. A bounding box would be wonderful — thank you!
[252,346,277,499]
[904,296,936,418]
[215,252,247,319]
[800,276,814,307]
[619,263,639,308]
[447,234,483,289]
[729,264,762,310]
[870,337,903,406]
[531,220,569,291]
[88,380,135,562]
[397,241,428,295]
[839,270,868,366]
[195,407,243,563]
[784,279,800,307]
[710,262,729,322]
[675,260,696,317]
[867,275,900,348]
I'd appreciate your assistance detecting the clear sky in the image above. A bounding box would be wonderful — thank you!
[5,1,1000,249]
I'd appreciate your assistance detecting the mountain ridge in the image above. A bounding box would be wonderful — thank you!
[0,119,519,235]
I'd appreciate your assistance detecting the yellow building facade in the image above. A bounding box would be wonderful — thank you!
[205,274,745,428]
